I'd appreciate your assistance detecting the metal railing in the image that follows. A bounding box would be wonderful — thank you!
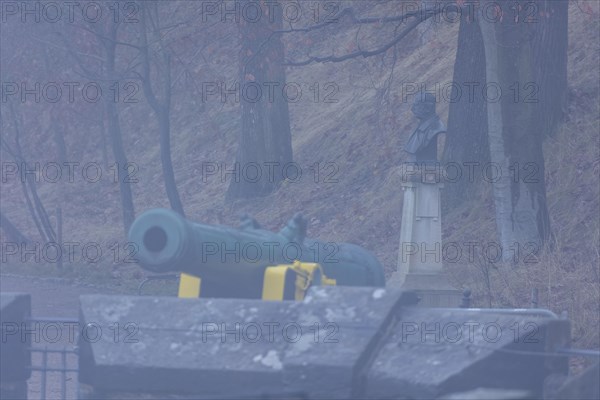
[25,318,79,400]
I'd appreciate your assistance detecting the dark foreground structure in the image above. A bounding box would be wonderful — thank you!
[2,287,598,400]
[2,213,598,399]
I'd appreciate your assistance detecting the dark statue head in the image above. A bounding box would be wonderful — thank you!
[411,92,436,120]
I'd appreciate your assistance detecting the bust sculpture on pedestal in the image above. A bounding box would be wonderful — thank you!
[404,92,446,163]
[388,92,461,307]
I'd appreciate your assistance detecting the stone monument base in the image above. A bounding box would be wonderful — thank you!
[399,272,461,308]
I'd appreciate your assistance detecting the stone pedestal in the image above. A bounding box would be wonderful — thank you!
[400,272,462,308]
[388,163,461,307]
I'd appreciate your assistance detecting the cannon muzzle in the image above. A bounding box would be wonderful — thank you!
[128,208,193,273]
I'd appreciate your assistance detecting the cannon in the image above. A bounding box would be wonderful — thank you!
[128,208,385,299]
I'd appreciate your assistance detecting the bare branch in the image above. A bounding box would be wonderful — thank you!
[76,23,142,51]
[283,11,428,66]
[275,6,432,34]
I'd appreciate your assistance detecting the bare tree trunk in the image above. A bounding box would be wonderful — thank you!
[533,0,568,137]
[479,1,552,261]
[442,11,489,212]
[158,106,185,216]
[99,105,110,169]
[51,116,68,249]
[52,118,68,168]
[479,6,513,259]
[139,2,185,216]
[104,23,136,233]
[227,0,293,200]
[6,102,56,242]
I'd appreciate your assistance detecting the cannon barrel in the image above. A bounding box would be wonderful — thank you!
[128,208,385,289]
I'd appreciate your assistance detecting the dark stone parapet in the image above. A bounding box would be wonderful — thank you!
[78,287,569,399]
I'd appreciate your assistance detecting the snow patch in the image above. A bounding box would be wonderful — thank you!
[372,288,386,299]
[253,350,283,370]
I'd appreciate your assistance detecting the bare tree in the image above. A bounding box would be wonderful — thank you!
[532,0,568,137]
[1,102,56,243]
[56,3,138,234]
[137,1,185,216]
[101,19,137,233]
[226,0,293,200]
[441,11,489,211]
[478,0,558,259]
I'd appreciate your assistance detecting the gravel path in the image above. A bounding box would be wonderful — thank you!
[0,274,116,317]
